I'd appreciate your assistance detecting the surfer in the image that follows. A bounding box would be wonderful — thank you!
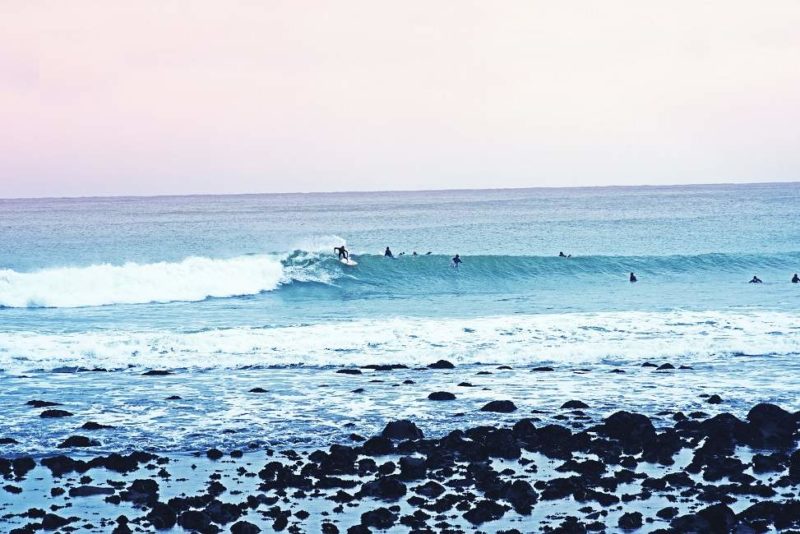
[384,247,394,258]
[559,251,572,258]
[629,272,637,283]
[452,254,463,268]
[793,273,799,283]
[749,275,763,284]
[334,245,349,261]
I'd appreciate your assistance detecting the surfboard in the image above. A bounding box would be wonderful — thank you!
[340,258,358,266]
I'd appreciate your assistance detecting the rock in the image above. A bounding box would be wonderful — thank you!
[359,477,407,501]
[457,382,474,387]
[505,480,538,514]
[26,400,61,408]
[428,359,455,369]
[656,363,675,370]
[399,456,426,480]
[122,479,159,505]
[336,369,362,375]
[68,485,115,497]
[601,411,656,451]
[146,502,177,529]
[381,420,424,440]
[11,457,35,478]
[463,499,507,525]
[361,507,398,529]
[3,484,22,494]
[0,437,18,445]
[532,366,554,372]
[206,448,224,460]
[671,503,736,532]
[484,428,521,459]
[561,400,589,409]
[641,362,658,368]
[428,391,456,401]
[231,521,262,534]
[40,409,73,418]
[361,364,408,371]
[41,513,72,530]
[362,436,394,455]
[656,507,679,519]
[81,421,114,430]
[789,449,800,479]
[747,403,797,447]
[249,387,268,393]
[166,395,181,400]
[706,394,723,404]
[142,370,172,376]
[178,510,213,532]
[414,480,445,498]
[58,435,99,448]
[618,511,643,530]
[481,400,517,413]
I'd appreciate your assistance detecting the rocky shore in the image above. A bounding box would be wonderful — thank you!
[2,362,800,533]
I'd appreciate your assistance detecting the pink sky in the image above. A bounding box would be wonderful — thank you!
[2,1,800,198]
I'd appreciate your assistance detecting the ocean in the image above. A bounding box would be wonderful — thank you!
[1,182,800,453]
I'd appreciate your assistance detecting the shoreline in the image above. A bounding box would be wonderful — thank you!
[2,373,799,533]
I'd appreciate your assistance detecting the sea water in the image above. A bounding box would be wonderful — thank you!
[1,183,799,452]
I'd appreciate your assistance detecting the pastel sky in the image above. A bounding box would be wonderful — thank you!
[2,1,800,198]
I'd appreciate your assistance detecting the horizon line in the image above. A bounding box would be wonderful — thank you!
[1,178,798,202]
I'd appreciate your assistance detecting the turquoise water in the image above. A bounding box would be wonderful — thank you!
[1,183,800,370]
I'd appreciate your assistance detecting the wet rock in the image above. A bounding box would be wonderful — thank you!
[671,503,736,532]
[428,360,455,369]
[81,421,114,430]
[656,506,679,519]
[3,484,22,494]
[641,362,658,368]
[146,502,177,529]
[532,366,554,372]
[361,364,408,371]
[484,428,521,459]
[457,382,474,387]
[249,387,268,393]
[361,507,398,529]
[206,448,224,460]
[25,400,61,408]
[231,521,261,534]
[178,510,214,532]
[618,511,643,530]
[480,400,517,413]
[11,457,35,478]
[381,420,424,440]
[351,388,365,393]
[142,370,172,376]
[753,452,789,473]
[41,513,72,530]
[58,435,100,448]
[40,409,73,418]
[362,436,394,455]
[204,499,241,524]
[399,456,426,480]
[601,411,656,452]
[166,395,181,400]
[656,363,675,370]
[706,394,723,404]
[359,477,407,501]
[414,480,445,498]
[747,403,797,447]
[428,391,456,401]
[68,485,115,497]
[463,499,508,525]
[336,369,362,375]
[505,480,538,514]
[0,437,18,445]
[789,449,800,479]
[121,479,159,505]
[561,400,589,409]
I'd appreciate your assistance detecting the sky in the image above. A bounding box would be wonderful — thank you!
[1,1,800,198]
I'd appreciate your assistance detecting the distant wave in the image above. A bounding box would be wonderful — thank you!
[1,250,799,308]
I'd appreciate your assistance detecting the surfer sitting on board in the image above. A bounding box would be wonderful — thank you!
[384,247,394,258]
[334,245,349,261]
[452,254,462,268]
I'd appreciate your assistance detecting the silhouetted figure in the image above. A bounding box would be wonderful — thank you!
[559,251,566,257]
[412,251,418,256]
[384,247,393,258]
[792,273,799,284]
[749,275,763,284]
[452,254,463,268]
[334,245,349,260]
[629,272,637,283]
[425,251,432,255]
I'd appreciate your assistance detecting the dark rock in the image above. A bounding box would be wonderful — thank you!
[249,387,268,393]
[40,409,73,418]
[166,395,181,400]
[641,362,658,368]
[381,420,423,440]
[363,436,394,455]
[11,457,35,478]
[142,370,172,376]
[414,480,445,498]
[3,484,22,494]
[68,485,115,497]
[601,411,656,452]
[428,391,456,401]
[359,477,407,501]
[532,366,554,372]
[481,400,517,413]
[81,421,114,430]
[747,403,797,447]
[706,394,723,404]
[399,456,426,480]
[231,521,261,534]
[361,507,397,529]
[561,400,589,409]
[671,503,736,532]
[41,513,72,530]
[178,510,213,532]
[505,480,537,514]
[206,448,224,460]
[361,364,408,371]
[656,507,679,519]
[0,437,18,445]
[463,499,508,525]
[26,400,61,408]
[428,360,455,369]
[618,511,643,530]
[146,502,177,529]
[58,435,99,448]
[656,363,675,370]
[336,369,362,375]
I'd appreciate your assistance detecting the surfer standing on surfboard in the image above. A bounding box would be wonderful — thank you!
[334,245,349,261]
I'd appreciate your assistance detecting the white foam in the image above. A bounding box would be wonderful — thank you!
[0,255,290,308]
[1,310,798,372]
